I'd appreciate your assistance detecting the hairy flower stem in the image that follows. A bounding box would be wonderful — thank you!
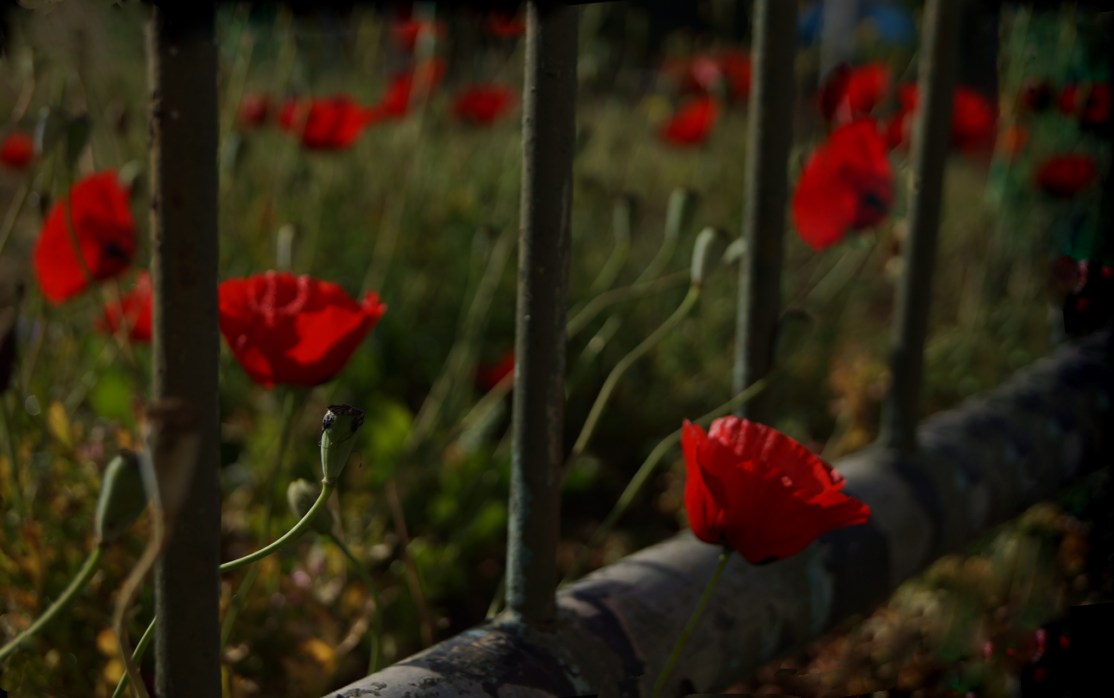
[0,546,104,662]
[651,548,732,698]
[570,287,700,461]
[327,531,384,674]
[562,377,771,584]
[111,481,336,697]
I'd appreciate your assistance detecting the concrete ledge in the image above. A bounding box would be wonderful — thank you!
[329,331,1112,698]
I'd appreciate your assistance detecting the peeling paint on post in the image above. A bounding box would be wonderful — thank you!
[507,1,578,627]
[148,2,222,696]
[734,0,797,422]
[881,0,959,453]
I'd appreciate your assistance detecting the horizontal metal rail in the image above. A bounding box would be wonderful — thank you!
[328,330,1112,697]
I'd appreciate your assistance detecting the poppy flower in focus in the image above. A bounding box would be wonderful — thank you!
[682,417,870,564]
[720,50,752,102]
[218,271,386,388]
[279,95,368,150]
[476,351,514,392]
[885,84,996,153]
[1058,83,1112,131]
[33,171,136,304]
[391,17,445,52]
[237,93,271,129]
[0,132,35,170]
[377,59,448,119]
[452,84,516,125]
[484,11,525,38]
[1019,79,1055,113]
[817,62,890,126]
[99,272,152,342]
[1034,153,1097,198]
[660,96,718,147]
[792,119,893,251]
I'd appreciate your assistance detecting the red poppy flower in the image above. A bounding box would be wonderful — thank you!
[452,84,516,125]
[0,132,35,170]
[682,417,870,564]
[885,84,996,153]
[1034,154,1097,198]
[720,50,752,102]
[484,11,525,38]
[279,95,368,150]
[378,59,448,119]
[1058,83,1112,130]
[476,351,514,392]
[218,271,386,388]
[391,17,445,52]
[817,63,890,126]
[792,119,893,251]
[99,272,152,342]
[660,97,718,147]
[237,93,271,129]
[33,171,136,304]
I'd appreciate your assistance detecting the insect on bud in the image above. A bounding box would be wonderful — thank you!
[94,449,149,546]
[287,479,334,535]
[320,404,365,481]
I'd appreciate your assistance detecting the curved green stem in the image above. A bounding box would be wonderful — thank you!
[562,376,771,584]
[651,549,732,698]
[327,531,384,674]
[111,618,155,698]
[0,546,104,663]
[570,287,700,461]
[567,271,688,339]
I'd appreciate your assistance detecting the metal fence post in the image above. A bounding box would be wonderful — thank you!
[148,3,222,695]
[506,1,578,627]
[881,0,959,453]
[734,0,797,422]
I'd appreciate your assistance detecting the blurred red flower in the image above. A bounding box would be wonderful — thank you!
[452,84,516,125]
[660,51,751,103]
[817,63,890,126]
[377,59,448,119]
[476,351,514,392]
[218,271,386,388]
[34,171,136,304]
[720,50,752,102]
[1034,153,1097,198]
[885,84,996,153]
[391,17,445,52]
[0,132,35,170]
[1058,83,1111,130]
[682,417,870,564]
[484,11,525,38]
[279,95,368,150]
[660,96,718,146]
[237,93,271,129]
[100,272,152,342]
[792,119,893,251]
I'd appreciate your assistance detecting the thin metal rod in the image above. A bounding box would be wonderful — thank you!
[148,3,222,696]
[506,1,578,626]
[733,0,797,422]
[881,0,959,453]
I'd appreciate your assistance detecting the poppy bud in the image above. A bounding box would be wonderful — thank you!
[320,404,365,481]
[689,227,730,287]
[286,479,334,535]
[94,450,149,546]
[663,188,697,244]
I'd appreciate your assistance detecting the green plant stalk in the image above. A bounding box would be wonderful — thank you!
[651,548,732,698]
[327,531,384,674]
[570,287,700,461]
[1,396,25,521]
[111,619,156,698]
[562,376,770,584]
[111,482,336,697]
[566,271,688,339]
[0,546,104,662]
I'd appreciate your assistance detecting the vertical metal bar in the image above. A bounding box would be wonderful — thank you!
[148,3,222,695]
[881,0,959,453]
[506,1,578,627]
[733,0,797,422]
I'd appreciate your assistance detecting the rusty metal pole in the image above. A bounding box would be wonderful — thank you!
[506,1,578,626]
[148,3,222,695]
[734,0,797,422]
[881,0,959,453]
